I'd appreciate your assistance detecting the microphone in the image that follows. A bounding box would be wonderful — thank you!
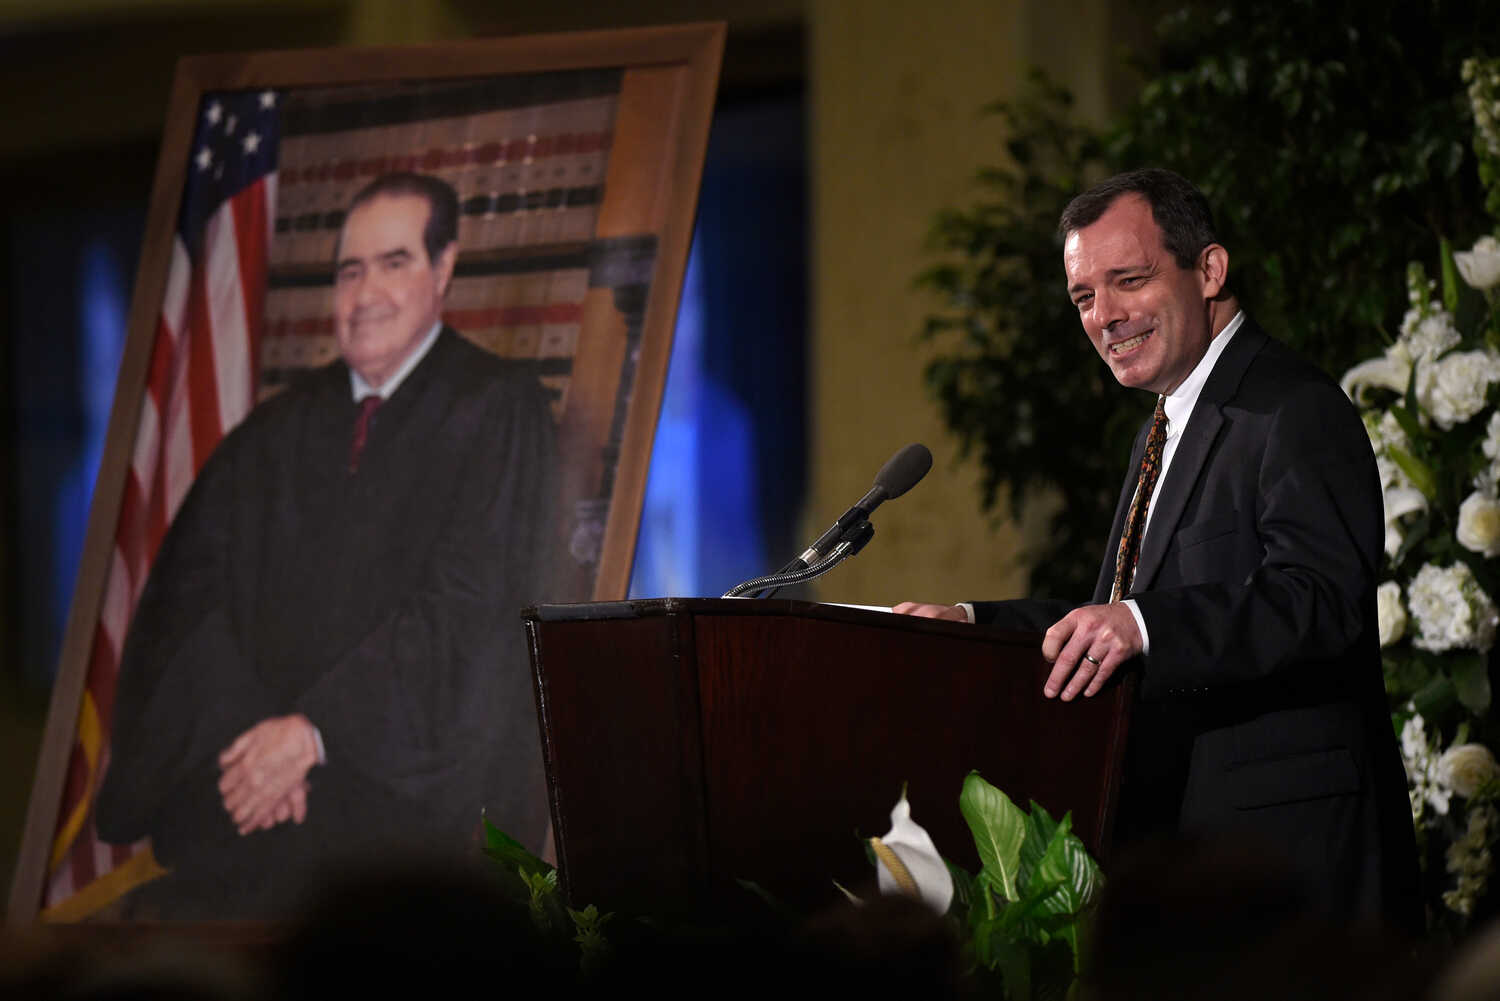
[721,443,932,599]
[796,442,932,566]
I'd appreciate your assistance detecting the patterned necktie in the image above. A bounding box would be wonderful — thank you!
[347,395,382,474]
[1111,396,1168,602]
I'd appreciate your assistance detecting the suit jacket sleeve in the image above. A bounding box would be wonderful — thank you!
[967,598,1077,633]
[1128,375,1384,700]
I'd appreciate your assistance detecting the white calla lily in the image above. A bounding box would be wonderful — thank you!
[1384,485,1429,557]
[870,792,954,915]
[1455,235,1500,291]
[1341,355,1411,405]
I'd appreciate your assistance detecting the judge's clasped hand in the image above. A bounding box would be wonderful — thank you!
[217,713,320,835]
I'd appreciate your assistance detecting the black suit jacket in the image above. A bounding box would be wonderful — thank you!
[972,319,1420,930]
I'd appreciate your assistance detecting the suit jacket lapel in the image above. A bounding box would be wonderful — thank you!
[1130,319,1268,594]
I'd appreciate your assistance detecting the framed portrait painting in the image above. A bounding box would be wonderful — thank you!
[10,22,723,923]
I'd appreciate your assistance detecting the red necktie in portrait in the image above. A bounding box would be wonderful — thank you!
[348,395,382,474]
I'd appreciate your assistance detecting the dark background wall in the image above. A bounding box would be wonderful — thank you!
[0,0,1138,904]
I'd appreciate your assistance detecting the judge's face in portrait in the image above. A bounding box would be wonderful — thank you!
[334,192,458,388]
[1064,193,1227,396]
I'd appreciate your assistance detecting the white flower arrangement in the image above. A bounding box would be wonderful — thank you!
[1342,55,1500,928]
[1403,712,1453,822]
[1444,804,1498,917]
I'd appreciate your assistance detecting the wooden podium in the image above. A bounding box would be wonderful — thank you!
[523,599,1132,915]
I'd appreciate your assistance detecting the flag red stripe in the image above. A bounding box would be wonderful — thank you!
[184,265,223,474]
[230,182,269,402]
[45,144,275,913]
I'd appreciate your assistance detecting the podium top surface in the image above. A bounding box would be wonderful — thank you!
[523,597,1042,644]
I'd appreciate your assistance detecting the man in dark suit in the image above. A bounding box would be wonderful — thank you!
[897,168,1420,931]
[97,172,557,917]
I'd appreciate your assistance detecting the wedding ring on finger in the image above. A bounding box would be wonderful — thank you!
[1083,653,1101,666]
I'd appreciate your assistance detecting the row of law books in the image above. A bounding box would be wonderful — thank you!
[271,95,617,267]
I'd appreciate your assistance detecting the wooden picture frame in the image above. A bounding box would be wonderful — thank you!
[9,22,724,923]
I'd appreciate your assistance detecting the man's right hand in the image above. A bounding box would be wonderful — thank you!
[892,602,969,622]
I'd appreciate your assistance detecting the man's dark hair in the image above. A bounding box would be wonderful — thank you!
[342,171,459,263]
[1058,168,1220,271]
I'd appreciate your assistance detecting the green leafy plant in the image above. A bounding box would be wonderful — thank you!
[919,1,1500,598]
[869,772,1104,1000]
[480,814,615,976]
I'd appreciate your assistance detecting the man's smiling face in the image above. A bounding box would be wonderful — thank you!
[1063,193,1223,395]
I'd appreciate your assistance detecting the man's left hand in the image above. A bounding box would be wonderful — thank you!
[218,714,319,835]
[1041,603,1142,701]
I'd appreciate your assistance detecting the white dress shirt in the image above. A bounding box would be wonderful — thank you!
[1119,309,1245,650]
[349,320,444,401]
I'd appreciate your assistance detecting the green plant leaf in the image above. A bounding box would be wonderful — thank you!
[525,868,567,939]
[1035,814,1103,919]
[989,939,1032,1001]
[1388,445,1439,501]
[960,772,1028,903]
[1018,802,1058,891]
[947,858,979,919]
[1442,236,1461,314]
[1388,404,1427,445]
[481,812,553,876]
[1413,671,1457,720]
[736,878,796,921]
[1451,653,1492,715]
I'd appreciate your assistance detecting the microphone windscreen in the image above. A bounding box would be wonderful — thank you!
[873,443,932,499]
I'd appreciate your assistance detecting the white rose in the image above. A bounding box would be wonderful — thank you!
[1396,307,1461,367]
[1455,235,1500,291]
[1438,743,1500,798]
[1458,491,1500,557]
[1418,350,1500,429]
[1377,581,1407,647]
[1409,562,1500,654]
[1487,412,1500,462]
[1479,412,1500,491]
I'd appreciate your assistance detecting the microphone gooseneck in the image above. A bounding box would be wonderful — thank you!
[722,443,931,599]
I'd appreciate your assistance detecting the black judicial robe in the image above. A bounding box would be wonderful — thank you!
[96,328,559,918]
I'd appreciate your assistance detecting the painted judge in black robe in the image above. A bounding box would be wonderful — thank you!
[96,173,558,918]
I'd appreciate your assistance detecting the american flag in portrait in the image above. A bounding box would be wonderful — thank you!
[41,89,281,919]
